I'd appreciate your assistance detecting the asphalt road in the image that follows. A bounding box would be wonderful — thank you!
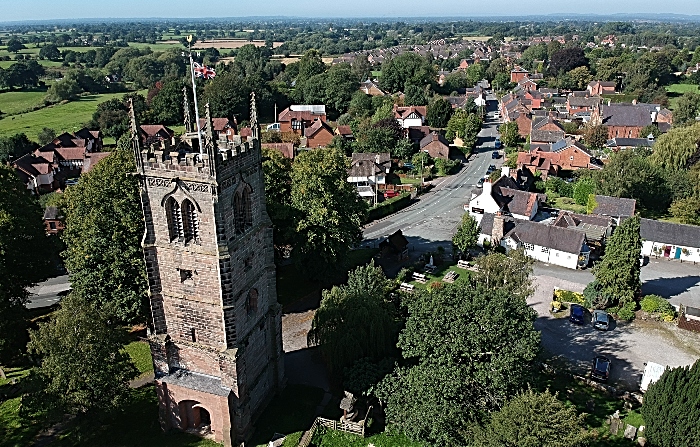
[363,94,502,249]
[26,274,71,309]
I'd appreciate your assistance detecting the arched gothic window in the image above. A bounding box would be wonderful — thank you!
[246,289,258,314]
[233,186,253,235]
[166,197,183,242]
[182,199,199,243]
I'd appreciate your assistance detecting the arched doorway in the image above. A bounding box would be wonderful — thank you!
[178,400,211,431]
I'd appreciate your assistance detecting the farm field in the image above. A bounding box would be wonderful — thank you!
[0,90,146,140]
[666,82,700,109]
[0,89,48,115]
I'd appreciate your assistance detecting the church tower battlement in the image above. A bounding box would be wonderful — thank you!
[132,95,284,446]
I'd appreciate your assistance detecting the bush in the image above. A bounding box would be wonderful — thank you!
[583,280,612,309]
[428,281,444,291]
[616,302,637,321]
[367,193,411,222]
[343,357,395,396]
[396,268,412,284]
[641,295,676,319]
[554,289,585,305]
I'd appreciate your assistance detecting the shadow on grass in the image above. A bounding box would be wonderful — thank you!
[248,384,325,446]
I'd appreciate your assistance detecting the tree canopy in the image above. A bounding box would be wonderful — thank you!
[452,213,480,254]
[380,53,435,94]
[641,359,700,447]
[376,261,540,446]
[309,261,399,373]
[592,215,642,307]
[290,148,368,280]
[473,389,590,447]
[60,142,148,323]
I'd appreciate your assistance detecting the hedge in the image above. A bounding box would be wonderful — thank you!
[366,193,411,222]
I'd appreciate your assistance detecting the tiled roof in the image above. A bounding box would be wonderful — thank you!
[159,369,231,397]
[640,218,700,248]
[531,129,565,143]
[606,138,654,148]
[83,152,111,173]
[419,132,449,149]
[593,195,636,217]
[505,220,586,254]
[262,143,294,159]
[567,96,602,108]
[305,119,333,137]
[601,104,652,127]
[54,147,86,161]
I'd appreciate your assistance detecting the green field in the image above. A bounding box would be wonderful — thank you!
[666,83,700,110]
[128,42,183,52]
[0,90,146,140]
[0,89,48,115]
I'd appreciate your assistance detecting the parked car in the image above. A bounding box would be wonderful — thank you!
[492,151,500,159]
[403,162,414,170]
[476,177,485,188]
[494,138,502,149]
[592,310,610,331]
[569,304,585,325]
[591,356,611,382]
[488,164,497,173]
[384,190,400,199]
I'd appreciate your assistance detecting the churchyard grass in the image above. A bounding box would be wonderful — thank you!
[123,340,154,378]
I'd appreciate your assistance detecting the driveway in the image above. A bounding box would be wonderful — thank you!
[531,274,700,391]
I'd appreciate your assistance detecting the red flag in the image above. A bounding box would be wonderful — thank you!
[193,62,216,79]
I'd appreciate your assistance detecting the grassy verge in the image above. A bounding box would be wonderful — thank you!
[250,384,325,446]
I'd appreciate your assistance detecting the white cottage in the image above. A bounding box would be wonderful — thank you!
[500,220,589,269]
[640,218,700,263]
[468,175,546,225]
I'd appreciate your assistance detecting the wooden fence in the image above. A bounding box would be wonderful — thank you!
[297,408,371,447]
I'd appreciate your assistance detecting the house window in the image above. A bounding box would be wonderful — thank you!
[570,156,574,161]
[541,247,550,253]
[291,119,302,130]
[246,289,259,315]
[190,328,197,342]
[524,243,534,251]
[181,199,199,244]
[49,221,57,230]
[165,197,184,242]
[179,269,193,282]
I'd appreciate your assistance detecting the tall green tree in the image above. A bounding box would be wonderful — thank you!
[149,80,186,125]
[308,261,399,373]
[641,359,700,447]
[649,122,700,171]
[0,166,51,375]
[380,53,435,94]
[592,215,642,306]
[499,121,520,148]
[0,133,38,163]
[24,293,138,421]
[376,280,540,446]
[583,124,608,149]
[452,213,480,254]
[290,148,368,280]
[261,147,296,257]
[673,92,700,126]
[426,97,453,128]
[473,249,534,300]
[473,389,591,447]
[60,142,147,323]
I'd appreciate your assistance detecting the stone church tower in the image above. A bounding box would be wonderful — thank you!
[131,96,284,446]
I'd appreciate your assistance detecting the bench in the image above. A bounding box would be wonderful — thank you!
[400,282,415,292]
[412,272,428,284]
[456,260,471,269]
[443,271,458,283]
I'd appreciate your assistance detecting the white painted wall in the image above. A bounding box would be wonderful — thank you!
[501,238,579,269]
[642,241,700,263]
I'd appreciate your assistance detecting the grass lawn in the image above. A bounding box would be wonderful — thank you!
[123,340,154,378]
[408,262,472,290]
[311,428,423,447]
[0,89,48,115]
[128,42,184,52]
[550,196,587,214]
[0,397,44,447]
[0,60,64,69]
[0,90,146,140]
[249,384,325,446]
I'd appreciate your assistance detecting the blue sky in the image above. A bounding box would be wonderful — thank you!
[1,0,699,22]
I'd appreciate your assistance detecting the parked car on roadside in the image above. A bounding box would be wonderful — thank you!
[492,151,500,159]
[592,310,610,331]
[494,138,502,149]
[591,356,611,382]
[476,177,485,188]
[569,304,585,324]
[384,190,400,199]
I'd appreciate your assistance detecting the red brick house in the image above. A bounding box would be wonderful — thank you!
[303,119,334,148]
[139,124,175,146]
[587,81,616,96]
[517,138,597,179]
[420,132,450,160]
[529,116,565,145]
[43,206,65,235]
[510,67,530,83]
[278,105,327,135]
[566,95,602,116]
[198,117,238,142]
[594,103,653,139]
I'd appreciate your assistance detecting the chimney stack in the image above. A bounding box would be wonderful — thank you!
[492,212,505,244]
